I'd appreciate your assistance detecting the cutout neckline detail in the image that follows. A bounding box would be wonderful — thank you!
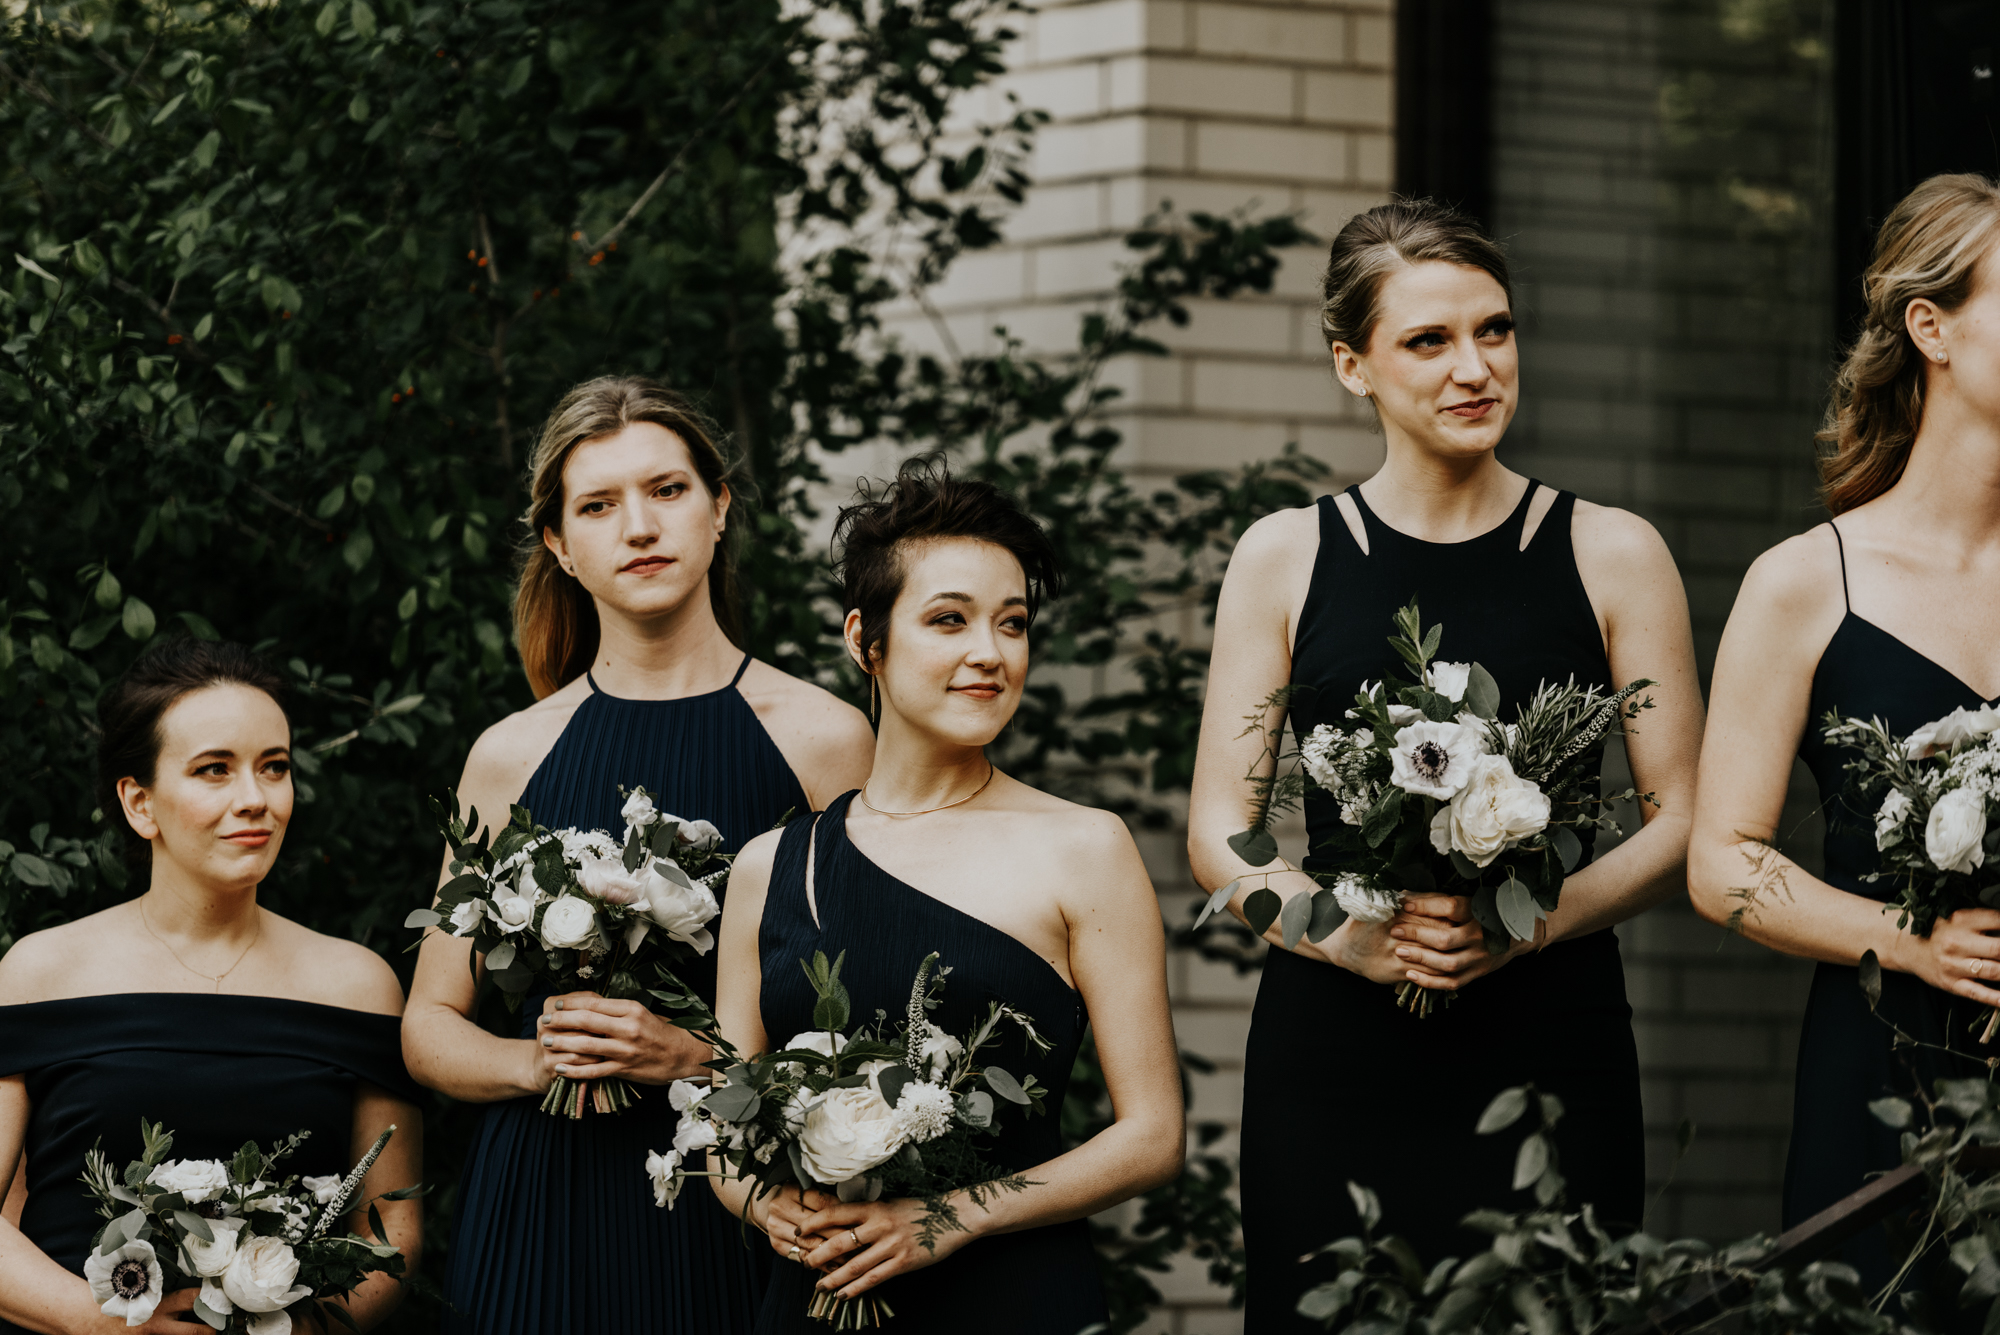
[1345,480,1545,552]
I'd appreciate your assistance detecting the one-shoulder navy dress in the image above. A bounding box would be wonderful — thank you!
[753,792,1105,1334]
[1785,525,1991,1290]
[1240,485,1644,1330]
[0,992,419,1335]
[443,656,809,1335]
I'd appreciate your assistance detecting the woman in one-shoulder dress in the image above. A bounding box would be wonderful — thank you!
[1188,201,1705,1329]
[1692,174,2000,1295]
[402,378,873,1335]
[709,461,1186,1333]
[0,638,422,1335]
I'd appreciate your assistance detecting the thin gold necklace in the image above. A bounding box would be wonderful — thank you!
[139,897,262,992]
[858,761,997,818]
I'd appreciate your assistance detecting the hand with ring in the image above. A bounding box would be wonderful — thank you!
[762,1185,838,1268]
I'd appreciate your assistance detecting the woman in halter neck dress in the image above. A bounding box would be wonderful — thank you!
[1188,200,1706,1330]
[1691,174,2000,1294]
[402,378,874,1335]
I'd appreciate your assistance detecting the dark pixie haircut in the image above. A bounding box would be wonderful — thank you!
[1320,198,1512,354]
[97,638,290,861]
[831,455,1063,671]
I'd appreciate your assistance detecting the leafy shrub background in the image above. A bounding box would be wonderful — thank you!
[0,0,1318,1325]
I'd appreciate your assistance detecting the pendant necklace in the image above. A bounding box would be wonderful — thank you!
[857,760,996,818]
[139,897,262,992]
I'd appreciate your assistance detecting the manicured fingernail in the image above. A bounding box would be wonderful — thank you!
[554,999,565,1011]
[1396,948,1412,959]
[1390,927,1405,939]
[541,1035,552,1046]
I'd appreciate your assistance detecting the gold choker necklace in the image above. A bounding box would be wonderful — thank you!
[857,761,996,818]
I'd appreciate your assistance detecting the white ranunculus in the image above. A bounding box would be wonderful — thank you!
[86,1238,164,1326]
[1389,720,1484,800]
[795,1062,909,1186]
[1926,787,1988,873]
[646,1147,685,1208]
[199,1277,233,1317]
[489,890,535,935]
[180,1215,247,1278]
[1428,661,1472,703]
[637,861,720,954]
[447,900,483,936]
[892,1080,958,1143]
[147,1158,231,1204]
[246,1309,294,1335]
[221,1235,310,1314]
[672,1113,719,1157]
[782,1030,848,1060]
[1435,754,1551,867]
[1330,876,1402,923]
[622,788,658,828]
[538,896,600,951]
[1906,706,2000,759]
[1876,789,1915,850]
[912,1022,963,1080]
[576,854,647,906]
[680,819,723,854]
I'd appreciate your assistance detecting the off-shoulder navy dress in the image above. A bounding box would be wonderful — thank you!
[0,992,419,1335]
[1785,525,1991,1290]
[753,792,1105,1334]
[1241,486,1644,1330]
[443,657,809,1335]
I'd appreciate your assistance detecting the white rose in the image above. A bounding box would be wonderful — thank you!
[1876,789,1915,850]
[576,854,647,906]
[85,1237,164,1326]
[1389,720,1484,800]
[538,896,600,951]
[680,819,723,854]
[180,1216,247,1278]
[646,1147,686,1208]
[621,789,658,828]
[638,861,720,953]
[147,1158,231,1205]
[795,1062,909,1185]
[1434,754,1551,868]
[489,891,535,935]
[782,1030,848,1061]
[1926,787,1987,874]
[1906,706,2000,759]
[447,900,483,936]
[1427,661,1472,703]
[1329,876,1402,923]
[220,1235,310,1314]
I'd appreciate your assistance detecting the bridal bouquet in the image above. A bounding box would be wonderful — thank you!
[78,1120,410,1334]
[412,784,727,1116]
[1205,601,1655,1015]
[646,951,1048,1330]
[1826,703,2000,1041]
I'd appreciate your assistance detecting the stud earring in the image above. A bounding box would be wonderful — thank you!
[1358,387,1370,397]
[1937,351,1948,362]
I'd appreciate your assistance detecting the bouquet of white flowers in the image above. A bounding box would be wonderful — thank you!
[1204,601,1656,1015]
[77,1120,411,1334]
[645,952,1048,1330]
[1825,704,2000,1040]
[412,784,729,1116]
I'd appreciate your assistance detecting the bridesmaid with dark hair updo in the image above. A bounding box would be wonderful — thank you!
[0,637,423,1335]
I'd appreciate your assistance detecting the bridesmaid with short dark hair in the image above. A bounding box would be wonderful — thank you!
[0,637,422,1335]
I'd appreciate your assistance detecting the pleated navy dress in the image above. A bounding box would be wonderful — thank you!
[0,993,419,1335]
[752,792,1105,1334]
[1785,525,1990,1292]
[1240,485,1644,1331]
[443,655,808,1335]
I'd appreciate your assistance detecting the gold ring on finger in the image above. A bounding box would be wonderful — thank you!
[848,1229,861,1248]
[788,1243,801,1261]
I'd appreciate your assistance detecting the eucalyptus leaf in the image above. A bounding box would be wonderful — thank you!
[1550,825,1582,874]
[1465,662,1501,719]
[1868,1096,1914,1129]
[1227,827,1279,867]
[984,1065,1030,1104]
[485,940,515,972]
[876,1063,913,1111]
[1362,786,1404,848]
[1475,1086,1529,1135]
[1192,878,1239,932]
[1859,949,1883,1012]
[192,1297,228,1331]
[704,1081,759,1121]
[403,908,440,929]
[1243,886,1282,937]
[1495,878,1539,942]
[1306,889,1348,943]
[173,1209,215,1243]
[1279,887,1312,951]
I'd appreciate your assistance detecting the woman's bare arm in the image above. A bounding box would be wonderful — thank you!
[706,829,780,1229]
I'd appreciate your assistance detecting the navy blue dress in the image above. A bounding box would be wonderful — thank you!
[1786,525,1990,1291]
[443,656,809,1335]
[753,792,1105,1334]
[0,993,419,1335]
[1241,486,1644,1330]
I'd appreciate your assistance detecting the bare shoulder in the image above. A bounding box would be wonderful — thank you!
[1228,504,1321,576]
[1570,500,1676,577]
[731,824,787,890]
[737,661,874,805]
[264,913,405,1016]
[999,783,1143,874]
[1734,524,1845,624]
[0,909,119,1002]
[459,680,585,806]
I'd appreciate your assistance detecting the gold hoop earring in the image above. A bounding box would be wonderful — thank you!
[869,676,879,725]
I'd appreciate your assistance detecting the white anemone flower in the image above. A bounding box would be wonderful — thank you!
[1330,876,1402,923]
[85,1237,164,1326]
[1388,720,1483,800]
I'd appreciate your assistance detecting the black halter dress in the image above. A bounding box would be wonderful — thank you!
[1239,484,1645,1331]
[1786,524,1991,1291]
[443,655,810,1335]
[0,993,419,1335]
[752,792,1103,1334]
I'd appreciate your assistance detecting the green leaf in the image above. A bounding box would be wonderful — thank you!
[192,1296,228,1330]
[876,1063,913,1111]
[177,611,220,641]
[704,1081,759,1121]
[193,312,214,341]
[315,484,347,519]
[1512,1132,1549,1190]
[1465,662,1501,720]
[173,1209,214,1243]
[10,853,53,886]
[1361,785,1403,848]
[1346,1180,1382,1231]
[503,57,533,96]
[1238,886,1280,936]
[121,597,156,642]
[485,940,515,971]
[463,524,489,560]
[71,239,105,278]
[215,364,249,391]
[1859,948,1883,1012]
[192,131,222,171]
[404,909,441,928]
[397,587,419,620]
[316,0,341,35]
[348,94,371,123]
[94,569,123,609]
[1226,827,1277,867]
[1868,1096,1913,1129]
[1475,1086,1528,1135]
[1550,825,1582,874]
[343,528,374,572]
[151,93,186,126]
[350,0,377,39]
[1306,889,1347,943]
[1279,887,1312,950]
[69,615,118,650]
[15,253,59,285]
[984,1065,1031,1104]
[1495,877,1538,942]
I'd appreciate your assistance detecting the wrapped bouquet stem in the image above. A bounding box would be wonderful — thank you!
[1200,601,1656,1016]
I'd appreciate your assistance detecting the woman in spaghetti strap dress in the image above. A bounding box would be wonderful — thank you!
[403,379,874,1335]
[1691,175,2000,1295]
[0,639,422,1335]
[1188,201,1704,1329]
[708,462,1185,1332]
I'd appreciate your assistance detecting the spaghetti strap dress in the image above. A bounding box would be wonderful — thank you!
[1239,484,1644,1332]
[1785,524,1990,1291]
[751,792,1105,1334]
[0,993,419,1335]
[443,654,810,1335]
